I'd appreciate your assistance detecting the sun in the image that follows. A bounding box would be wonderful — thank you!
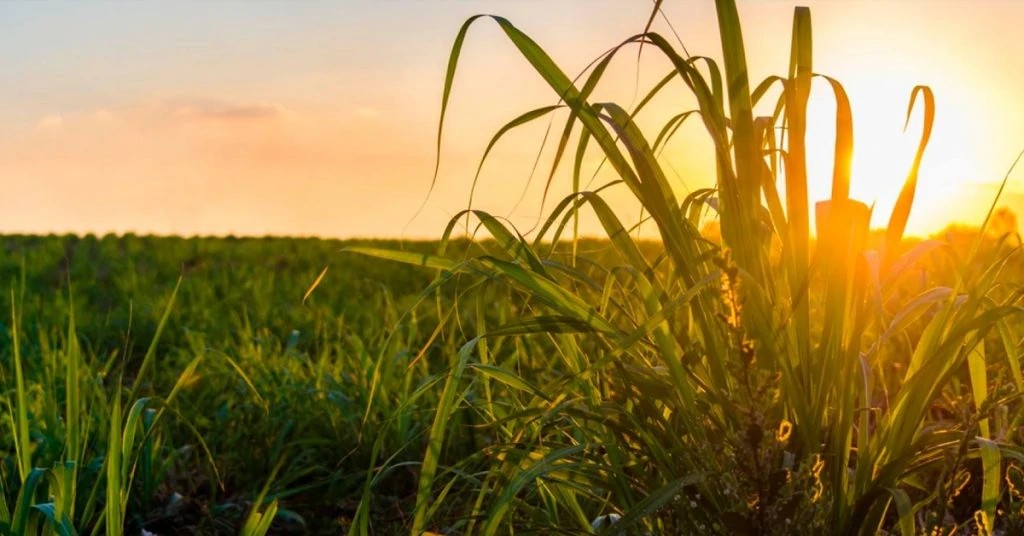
[802,73,980,237]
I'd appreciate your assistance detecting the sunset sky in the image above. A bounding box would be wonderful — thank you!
[2,1,1022,238]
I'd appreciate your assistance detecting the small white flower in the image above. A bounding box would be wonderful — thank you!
[591,513,621,530]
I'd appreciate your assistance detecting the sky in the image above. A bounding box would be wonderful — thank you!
[1,1,1022,239]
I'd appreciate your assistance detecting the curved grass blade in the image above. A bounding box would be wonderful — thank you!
[479,444,586,536]
[129,276,182,401]
[884,86,934,262]
[601,475,703,535]
[241,459,284,536]
[977,437,1001,533]
[410,339,476,534]
[11,468,46,536]
[302,265,329,305]
[468,363,550,401]
[8,289,30,484]
[32,503,76,536]
[817,75,853,201]
[885,487,915,536]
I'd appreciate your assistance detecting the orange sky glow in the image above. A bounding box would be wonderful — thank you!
[1,1,1022,239]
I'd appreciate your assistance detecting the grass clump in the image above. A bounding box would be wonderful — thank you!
[352,1,1024,534]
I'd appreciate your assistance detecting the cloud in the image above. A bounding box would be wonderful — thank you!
[0,94,447,237]
[165,98,280,121]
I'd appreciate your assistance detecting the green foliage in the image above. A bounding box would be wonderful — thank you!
[350,0,1024,534]
[0,236,463,533]
[1,1,1023,535]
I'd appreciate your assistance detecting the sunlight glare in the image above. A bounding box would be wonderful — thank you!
[804,69,979,236]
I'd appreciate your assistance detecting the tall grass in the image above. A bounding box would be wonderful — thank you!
[354,0,1024,533]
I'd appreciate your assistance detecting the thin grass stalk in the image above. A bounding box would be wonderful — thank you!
[784,8,814,426]
[64,290,81,526]
[9,289,31,485]
[713,0,766,283]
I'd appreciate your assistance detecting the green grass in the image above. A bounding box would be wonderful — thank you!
[1,1,1024,534]
[0,235,467,533]
[352,0,1024,534]
[0,229,1021,534]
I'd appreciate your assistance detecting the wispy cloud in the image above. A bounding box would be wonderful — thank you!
[0,92,507,237]
[165,98,280,121]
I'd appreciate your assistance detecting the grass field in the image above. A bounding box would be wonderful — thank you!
[5,0,1024,534]
[0,223,1020,535]
[0,235,671,534]
[0,235,449,533]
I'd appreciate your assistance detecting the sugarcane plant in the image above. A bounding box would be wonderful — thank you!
[351,0,1024,533]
